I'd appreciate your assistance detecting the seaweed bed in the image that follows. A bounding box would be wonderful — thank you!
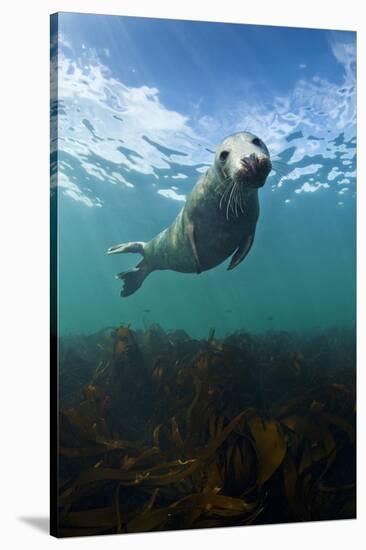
[58,325,356,537]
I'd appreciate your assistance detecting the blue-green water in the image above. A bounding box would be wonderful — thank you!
[51,15,356,339]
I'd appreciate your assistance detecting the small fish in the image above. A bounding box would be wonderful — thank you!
[225,309,233,313]
[142,309,151,313]
[267,316,274,321]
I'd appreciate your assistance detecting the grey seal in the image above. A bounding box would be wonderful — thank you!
[107,131,271,297]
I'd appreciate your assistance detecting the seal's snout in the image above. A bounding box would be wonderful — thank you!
[240,153,272,187]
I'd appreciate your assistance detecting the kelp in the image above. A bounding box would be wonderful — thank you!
[57,325,356,536]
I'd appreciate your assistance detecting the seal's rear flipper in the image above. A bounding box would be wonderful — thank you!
[116,261,150,297]
[107,241,145,256]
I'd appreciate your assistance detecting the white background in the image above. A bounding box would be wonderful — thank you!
[0,0,364,548]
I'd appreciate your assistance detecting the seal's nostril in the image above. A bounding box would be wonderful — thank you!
[241,154,258,171]
[241,154,256,162]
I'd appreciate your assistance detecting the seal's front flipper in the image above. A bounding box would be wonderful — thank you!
[227,234,254,271]
[107,241,145,256]
[116,261,150,297]
[187,221,201,274]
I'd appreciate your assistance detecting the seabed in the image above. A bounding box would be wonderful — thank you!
[58,325,356,536]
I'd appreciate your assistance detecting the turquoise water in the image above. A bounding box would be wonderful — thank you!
[51,15,356,339]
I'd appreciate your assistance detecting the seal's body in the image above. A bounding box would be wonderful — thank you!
[108,132,271,297]
[143,172,260,273]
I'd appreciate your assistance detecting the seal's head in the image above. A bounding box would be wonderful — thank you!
[215,131,272,189]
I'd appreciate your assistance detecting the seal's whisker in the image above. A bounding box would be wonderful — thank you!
[270,170,288,183]
[272,162,287,168]
[233,184,240,217]
[234,181,243,217]
[220,185,229,209]
[271,170,287,179]
[219,188,230,211]
[219,170,233,188]
[219,178,235,211]
[219,184,230,210]
[271,158,286,164]
[225,187,233,219]
[238,186,246,213]
[228,187,236,217]
[271,167,287,175]
[271,162,288,175]
[271,164,287,175]
[226,180,238,220]
[237,193,243,214]
[219,173,233,191]
[230,179,237,216]
[240,191,246,214]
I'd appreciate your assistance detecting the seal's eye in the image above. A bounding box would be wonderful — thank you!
[252,137,262,147]
[219,150,229,162]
